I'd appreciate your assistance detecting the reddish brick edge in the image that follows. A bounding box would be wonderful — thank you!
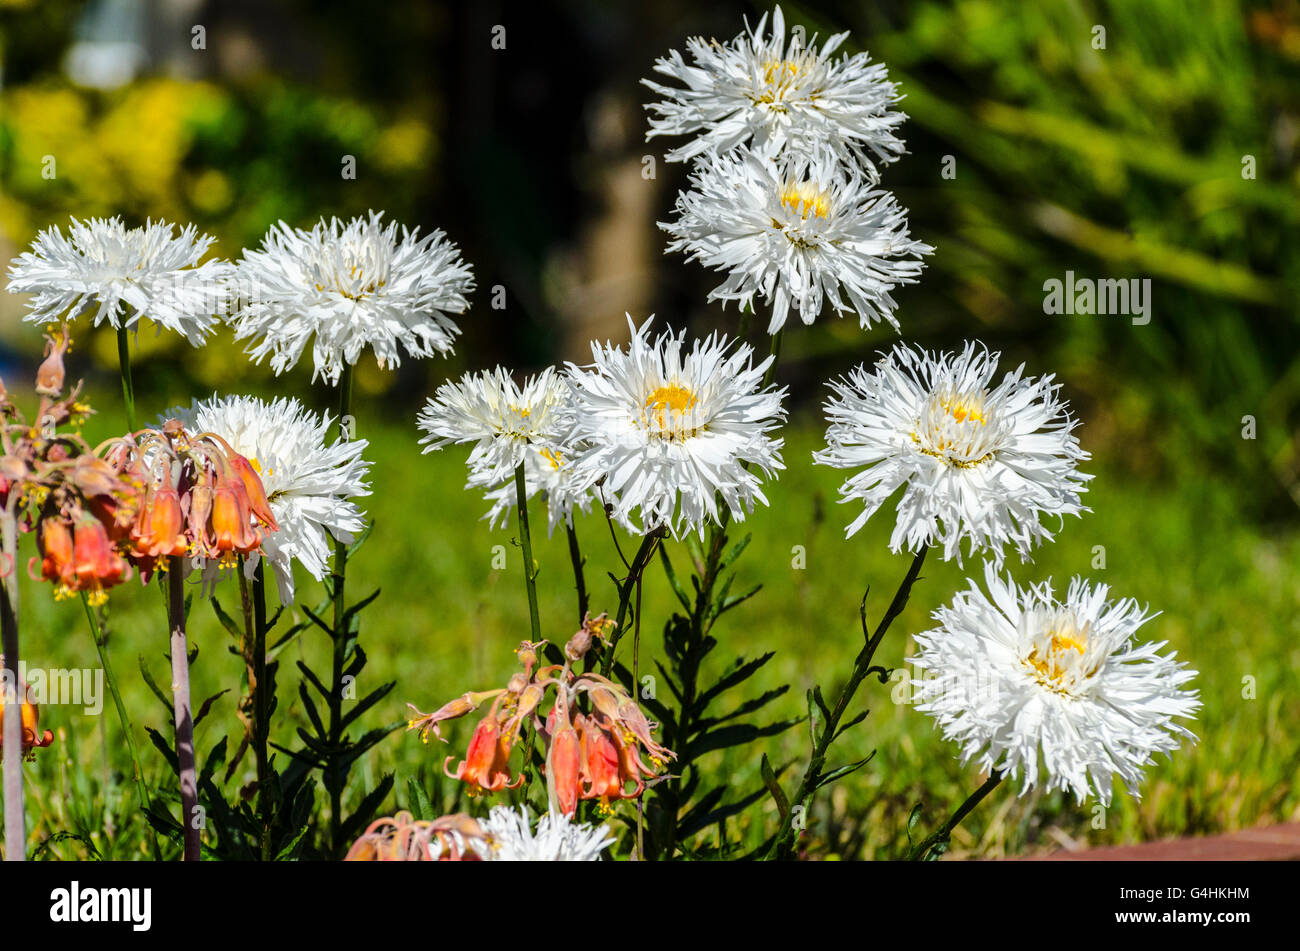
[1010,823,1300,861]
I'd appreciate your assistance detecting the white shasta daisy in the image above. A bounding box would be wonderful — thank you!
[6,216,230,345]
[564,317,786,538]
[165,394,371,603]
[661,146,930,334]
[813,342,1090,566]
[910,565,1200,806]
[417,366,570,489]
[478,806,612,862]
[643,5,906,177]
[229,211,474,385]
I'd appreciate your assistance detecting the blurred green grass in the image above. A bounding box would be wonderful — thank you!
[13,388,1300,859]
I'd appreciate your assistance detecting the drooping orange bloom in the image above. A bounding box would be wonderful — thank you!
[131,484,189,559]
[210,478,262,555]
[0,663,55,760]
[546,697,583,817]
[444,706,522,795]
[227,453,279,531]
[71,515,131,604]
[35,517,75,587]
[578,714,624,807]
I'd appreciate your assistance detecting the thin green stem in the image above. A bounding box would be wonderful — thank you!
[237,559,273,860]
[599,530,663,677]
[564,521,589,626]
[115,326,137,433]
[327,362,355,855]
[761,330,783,390]
[632,559,647,860]
[768,545,929,860]
[908,772,1005,861]
[514,463,541,643]
[657,524,727,860]
[81,597,151,821]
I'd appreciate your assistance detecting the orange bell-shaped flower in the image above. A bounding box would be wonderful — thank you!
[132,484,189,558]
[34,517,75,586]
[228,454,279,531]
[210,479,262,555]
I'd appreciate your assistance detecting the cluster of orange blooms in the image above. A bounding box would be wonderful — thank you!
[1,325,278,608]
[408,614,675,816]
[344,811,490,861]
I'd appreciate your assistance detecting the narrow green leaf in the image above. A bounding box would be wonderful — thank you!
[761,753,789,820]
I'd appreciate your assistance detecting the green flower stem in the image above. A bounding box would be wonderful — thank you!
[2,509,25,861]
[81,597,151,823]
[653,330,783,858]
[762,330,783,390]
[655,525,727,861]
[237,558,273,861]
[564,521,589,626]
[327,362,355,855]
[768,545,929,861]
[167,557,200,861]
[116,326,137,433]
[908,771,1005,861]
[599,529,664,677]
[513,462,541,643]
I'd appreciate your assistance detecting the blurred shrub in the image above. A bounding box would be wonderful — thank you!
[0,72,438,399]
[777,0,1299,517]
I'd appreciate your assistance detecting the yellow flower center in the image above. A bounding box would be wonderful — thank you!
[939,397,986,426]
[645,383,697,416]
[641,383,703,440]
[779,181,831,221]
[315,263,387,300]
[540,448,564,470]
[911,388,996,467]
[1026,621,1091,690]
[762,59,800,85]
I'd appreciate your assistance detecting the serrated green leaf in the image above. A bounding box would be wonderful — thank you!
[407,777,435,821]
[210,597,245,641]
[658,545,693,611]
[813,751,876,791]
[695,651,777,711]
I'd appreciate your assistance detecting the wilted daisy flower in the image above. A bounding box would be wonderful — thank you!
[481,440,597,535]
[644,5,906,176]
[661,147,931,334]
[479,806,612,862]
[164,394,371,602]
[910,565,1200,806]
[6,216,230,345]
[565,317,786,538]
[814,342,1090,566]
[230,211,474,385]
[418,366,569,489]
